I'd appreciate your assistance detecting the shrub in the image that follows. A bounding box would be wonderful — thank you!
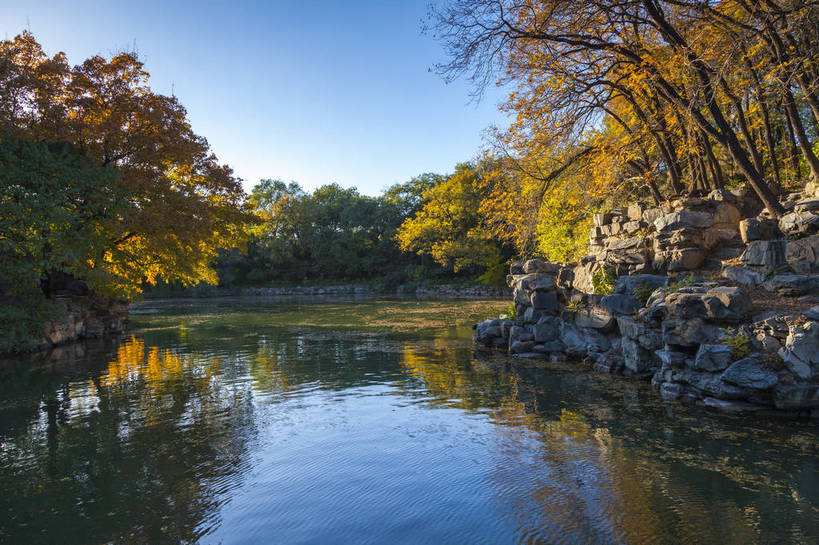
[592,267,616,295]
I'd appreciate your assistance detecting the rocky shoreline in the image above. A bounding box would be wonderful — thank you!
[474,184,819,416]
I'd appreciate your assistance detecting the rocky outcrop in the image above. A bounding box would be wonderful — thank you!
[474,183,819,416]
[40,294,128,350]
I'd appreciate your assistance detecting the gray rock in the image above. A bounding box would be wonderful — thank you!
[574,305,615,329]
[510,273,556,292]
[600,293,643,315]
[622,337,658,373]
[654,210,714,232]
[509,262,524,275]
[721,265,763,287]
[805,306,819,321]
[739,218,780,242]
[521,307,544,324]
[763,274,819,296]
[656,346,690,367]
[510,340,535,354]
[656,248,707,272]
[779,321,819,379]
[607,237,644,250]
[786,234,819,274]
[741,240,787,269]
[509,325,534,342]
[531,291,559,314]
[560,321,611,356]
[662,317,720,347]
[702,286,752,322]
[794,198,819,213]
[614,275,669,296]
[779,211,819,237]
[712,202,741,229]
[533,316,560,343]
[693,344,734,371]
[523,259,562,274]
[773,384,819,409]
[703,397,766,413]
[720,355,778,390]
[593,350,625,374]
[659,382,683,400]
[617,316,663,350]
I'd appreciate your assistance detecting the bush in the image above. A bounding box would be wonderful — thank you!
[592,267,616,295]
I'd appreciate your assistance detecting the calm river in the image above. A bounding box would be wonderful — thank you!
[0,297,817,544]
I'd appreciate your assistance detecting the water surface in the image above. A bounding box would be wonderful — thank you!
[1,297,817,544]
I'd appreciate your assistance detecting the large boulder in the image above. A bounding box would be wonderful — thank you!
[654,210,714,232]
[617,316,663,350]
[574,305,616,330]
[702,286,753,322]
[523,259,562,274]
[741,240,787,270]
[662,317,720,347]
[779,211,819,237]
[786,234,819,274]
[763,274,819,296]
[614,275,669,296]
[559,321,611,356]
[739,217,781,243]
[721,265,763,287]
[720,354,778,390]
[533,316,561,343]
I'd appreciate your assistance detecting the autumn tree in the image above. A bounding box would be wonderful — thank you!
[0,31,255,298]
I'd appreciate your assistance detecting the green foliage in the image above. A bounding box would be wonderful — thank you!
[592,267,616,295]
[504,302,517,320]
[665,274,697,293]
[632,282,655,304]
[0,135,125,297]
[0,294,61,354]
[719,330,751,360]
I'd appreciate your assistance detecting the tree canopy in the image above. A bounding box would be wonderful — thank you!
[0,31,255,298]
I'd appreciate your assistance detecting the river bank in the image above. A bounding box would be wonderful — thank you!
[474,185,819,416]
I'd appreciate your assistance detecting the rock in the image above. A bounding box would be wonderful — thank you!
[574,305,615,329]
[654,210,714,232]
[593,213,612,226]
[600,294,643,315]
[510,273,556,292]
[509,262,524,275]
[593,350,625,374]
[721,265,763,287]
[556,267,574,291]
[703,228,739,249]
[779,211,819,237]
[509,325,534,343]
[659,382,683,401]
[720,354,778,390]
[531,291,559,314]
[510,340,535,354]
[773,384,819,409]
[622,337,658,373]
[560,321,611,356]
[741,240,787,270]
[617,316,663,350]
[572,261,599,294]
[656,346,690,367]
[763,274,819,296]
[712,202,741,229]
[627,203,644,220]
[786,234,819,274]
[794,198,819,213]
[655,248,707,271]
[739,218,780,242]
[702,286,752,322]
[614,275,669,296]
[693,344,734,371]
[533,316,560,343]
[662,317,720,347]
[805,306,819,320]
[521,307,544,324]
[642,207,664,225]
[779,321,819,379]
[523,259,562,274]
[607,237,644,250]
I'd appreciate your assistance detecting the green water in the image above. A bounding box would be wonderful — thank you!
[0,296,817,544]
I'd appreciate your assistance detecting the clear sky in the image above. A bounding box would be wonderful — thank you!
[1,0,509,195]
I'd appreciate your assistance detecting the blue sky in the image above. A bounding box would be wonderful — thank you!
[1,0,509,195]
